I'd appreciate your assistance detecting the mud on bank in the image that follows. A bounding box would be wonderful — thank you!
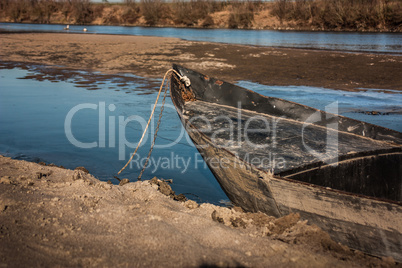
[0,32,401,92]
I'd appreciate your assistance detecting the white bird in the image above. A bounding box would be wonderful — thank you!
[64,25,69,30]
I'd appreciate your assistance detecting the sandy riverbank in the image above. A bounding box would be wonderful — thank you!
[0,155,398,267]
[0,32,401,91]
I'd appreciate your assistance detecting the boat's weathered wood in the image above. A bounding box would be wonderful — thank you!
[282,152,402,202]
[184,100,402,202]
[184,121,281,217]
[170,64,402,261]
[186,110,402,260]
[265,174,402,261]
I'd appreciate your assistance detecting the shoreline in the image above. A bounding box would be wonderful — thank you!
[2,21,401,34]
[1,32,401,92]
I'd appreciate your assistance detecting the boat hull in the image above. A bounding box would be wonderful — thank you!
[170,64,402,261]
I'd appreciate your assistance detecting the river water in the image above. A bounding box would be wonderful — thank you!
[0,64,230,204]
[1,22,402,53]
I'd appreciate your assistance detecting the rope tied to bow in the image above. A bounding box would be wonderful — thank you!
[117,68,191,180]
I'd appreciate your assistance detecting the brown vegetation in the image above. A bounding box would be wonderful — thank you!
[227,1,257,29]
[171,0,226,27]
[271,0,402,31]
[0,0,400,31]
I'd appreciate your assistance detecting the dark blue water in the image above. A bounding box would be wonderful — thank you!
[1,22,401,53]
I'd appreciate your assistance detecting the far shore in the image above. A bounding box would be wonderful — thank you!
[0,32,401,92]
[1,0,401,33]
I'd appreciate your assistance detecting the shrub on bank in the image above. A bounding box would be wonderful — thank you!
[171,0,223,27]
[71,0,94,24]
[121,5,141,24]
[202,14,215,27]
[140,0,167,26]
[227,1,256,29]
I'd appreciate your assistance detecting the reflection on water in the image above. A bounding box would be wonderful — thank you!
[1,22,402,53]
[237,81,402,132]
[0,64,229,205]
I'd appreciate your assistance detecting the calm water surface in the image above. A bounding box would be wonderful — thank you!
[1,22,401,53]
[0,65,229,205]
[1,64,401,205]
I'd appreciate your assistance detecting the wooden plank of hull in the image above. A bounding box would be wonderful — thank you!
[266,175,402,261]
[185,123,281,217]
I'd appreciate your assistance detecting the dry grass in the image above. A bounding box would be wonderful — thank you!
[227,1,259,29]
[172,0,218,26]
[271,0,402,31]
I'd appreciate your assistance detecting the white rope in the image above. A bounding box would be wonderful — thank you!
[117,68,189,176]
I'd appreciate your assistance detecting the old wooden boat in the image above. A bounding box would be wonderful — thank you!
[170,64,402,261]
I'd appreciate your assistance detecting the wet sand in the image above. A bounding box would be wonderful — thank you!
[0,32,401,91]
